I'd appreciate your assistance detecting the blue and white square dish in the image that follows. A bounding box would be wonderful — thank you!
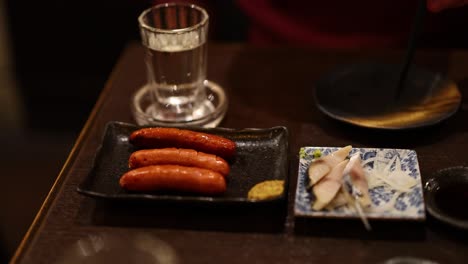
[294,147,426,221]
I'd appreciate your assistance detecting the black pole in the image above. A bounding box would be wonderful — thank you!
[395,0,427,100]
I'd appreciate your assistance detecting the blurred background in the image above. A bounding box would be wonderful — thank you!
[0,1,247,262]
[0,0,149,261]
[1,0,467,262]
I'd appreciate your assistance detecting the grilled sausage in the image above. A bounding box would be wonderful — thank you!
[129,148,230,176]
[119,165,226,195]
[129,127,236,159]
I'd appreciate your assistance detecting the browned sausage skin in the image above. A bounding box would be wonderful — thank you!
[129,127,236,159]
[129,148,230,176]
[119,165,226,195]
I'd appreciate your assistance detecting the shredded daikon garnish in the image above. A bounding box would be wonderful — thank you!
[365,155,417,193]
[361,156,389,171]
[369,171,413,193]
[362,153,418,214]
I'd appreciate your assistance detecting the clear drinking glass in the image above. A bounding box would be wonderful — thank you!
[134,3,227,127]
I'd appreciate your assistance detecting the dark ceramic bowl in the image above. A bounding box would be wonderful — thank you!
[424,166,468,230]
[314,63,461,130]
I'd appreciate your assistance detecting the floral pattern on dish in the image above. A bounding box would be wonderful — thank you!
[295,147,425,220]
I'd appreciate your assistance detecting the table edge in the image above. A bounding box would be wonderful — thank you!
[9,42,140,264]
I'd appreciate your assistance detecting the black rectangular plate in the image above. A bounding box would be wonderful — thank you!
[77,122,289,204]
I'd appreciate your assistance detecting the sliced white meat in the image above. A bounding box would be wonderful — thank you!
[308,145,352,186]
[312,159,349,210]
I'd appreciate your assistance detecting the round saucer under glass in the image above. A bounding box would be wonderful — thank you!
[131,80,228,128]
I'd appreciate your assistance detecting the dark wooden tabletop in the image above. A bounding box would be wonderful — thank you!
[11,42,468,264]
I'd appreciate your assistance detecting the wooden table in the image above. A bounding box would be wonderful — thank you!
[11,42,468,263]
